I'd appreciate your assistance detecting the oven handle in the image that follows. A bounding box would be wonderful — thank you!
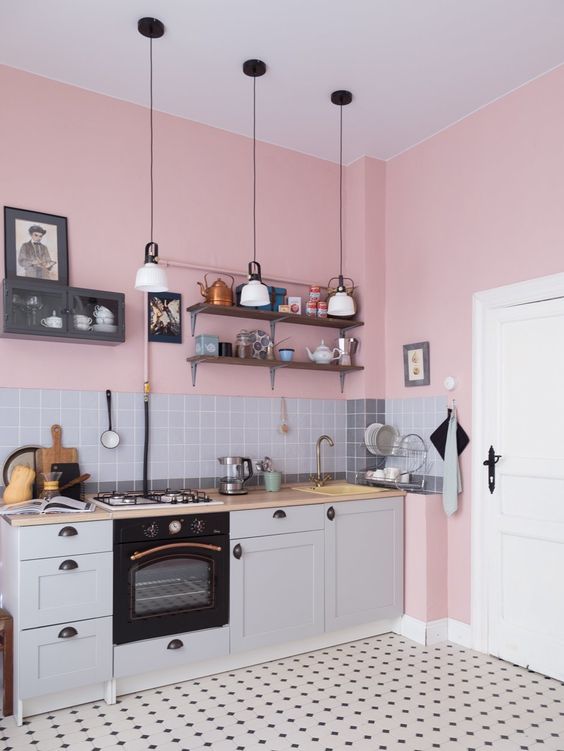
[130,542,222,561]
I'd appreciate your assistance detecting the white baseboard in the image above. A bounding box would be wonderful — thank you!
[447,618,473,648]
[398,615,472,648]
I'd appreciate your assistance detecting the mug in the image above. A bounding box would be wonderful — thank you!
[41,316,63,329]
[219,342,233,357]
[95,315,114,324]
[75,323,92,331]
[278,348,295,362]
[73,315,92,325]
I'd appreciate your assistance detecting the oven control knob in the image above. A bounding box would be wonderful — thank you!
[143,522,159,538]
[189,518,205,534]
[169,520,182,535]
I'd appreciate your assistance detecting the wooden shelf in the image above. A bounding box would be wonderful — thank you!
[186,355,363,392]
[187,302,363,338]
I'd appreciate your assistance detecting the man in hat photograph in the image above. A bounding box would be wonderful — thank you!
[17,223,57,279]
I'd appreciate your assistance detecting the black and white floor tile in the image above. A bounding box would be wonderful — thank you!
[2,634,564,751]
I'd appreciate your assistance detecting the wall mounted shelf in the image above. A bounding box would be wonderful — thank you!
[187,302,364,340]
[186,355,363,392]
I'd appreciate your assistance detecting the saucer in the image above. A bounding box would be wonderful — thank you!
[92,323,117,333]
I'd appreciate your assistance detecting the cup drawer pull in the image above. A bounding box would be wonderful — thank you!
[58,526,78,537]
[58,626,78,639]
[167,639,184,650]
[273,509,287,519]
[58,559,79,571]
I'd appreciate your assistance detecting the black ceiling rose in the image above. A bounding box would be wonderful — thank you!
[243,59,267,77]
[138,17,165,39]
[331,90,353,106]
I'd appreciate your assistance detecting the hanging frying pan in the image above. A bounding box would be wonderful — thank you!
[100,389,120,449]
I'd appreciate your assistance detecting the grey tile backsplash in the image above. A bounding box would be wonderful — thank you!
[0,388,449,493]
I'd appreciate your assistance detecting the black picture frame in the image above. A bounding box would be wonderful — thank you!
[148,292,182,343]
[4,206,69,285]
[403,341,430,387]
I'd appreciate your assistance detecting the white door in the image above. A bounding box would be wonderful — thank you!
[480,295,564,680]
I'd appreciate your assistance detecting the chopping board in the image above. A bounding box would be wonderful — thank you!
[36,425,78,492]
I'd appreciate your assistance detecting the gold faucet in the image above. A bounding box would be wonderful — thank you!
[310,434,335,487]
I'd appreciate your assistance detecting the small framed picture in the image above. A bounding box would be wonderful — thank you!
[4,206,69,285]
[287,296,302,315]
[403,341,430,387]
[148,292,182,343]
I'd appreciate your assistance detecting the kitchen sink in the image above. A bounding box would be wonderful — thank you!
[292,483,388,497]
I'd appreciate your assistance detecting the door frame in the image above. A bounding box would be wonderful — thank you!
[471,271,564,653]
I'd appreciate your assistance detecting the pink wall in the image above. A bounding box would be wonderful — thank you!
[0,65,361,398]
[386,64,564,622]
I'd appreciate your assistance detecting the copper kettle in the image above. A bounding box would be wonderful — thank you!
[197,274,234,306]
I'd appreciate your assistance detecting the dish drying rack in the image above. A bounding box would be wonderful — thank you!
[362,432,428,491]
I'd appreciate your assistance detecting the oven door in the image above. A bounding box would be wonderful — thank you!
[114,535,229,644]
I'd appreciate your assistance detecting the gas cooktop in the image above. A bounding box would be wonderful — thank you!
[93,489,224,510]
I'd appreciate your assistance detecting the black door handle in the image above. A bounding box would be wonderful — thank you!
[58,526,78,537]
[58,559,78,571]
[273,509,286,519]
[233,543,242,559]
[167,639,184,650]
[58,626,78,639]
[327,506,335,521]
[483,445,501,494]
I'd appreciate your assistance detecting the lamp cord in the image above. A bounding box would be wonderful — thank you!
[149,36,154,246]
[339,102,343,279]
[252,75,257,264]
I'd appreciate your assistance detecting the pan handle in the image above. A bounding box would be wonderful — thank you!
[106,390,113,431]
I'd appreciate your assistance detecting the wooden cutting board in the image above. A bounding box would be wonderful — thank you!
[36,425,78,492]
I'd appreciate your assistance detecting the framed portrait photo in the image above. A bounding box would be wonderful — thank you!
[148,292,182,344]
[4,207,69,285]
[403,341,430,387]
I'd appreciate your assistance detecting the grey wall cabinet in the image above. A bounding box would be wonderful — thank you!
[1,279,125,344]
[230,527,325,653]
[324,497,404,632]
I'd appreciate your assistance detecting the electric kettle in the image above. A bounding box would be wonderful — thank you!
[217,456,254,495]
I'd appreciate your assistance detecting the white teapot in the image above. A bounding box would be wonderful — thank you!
[306,340,341,365]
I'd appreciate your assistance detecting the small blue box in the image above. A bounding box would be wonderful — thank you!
[195,334,219,356]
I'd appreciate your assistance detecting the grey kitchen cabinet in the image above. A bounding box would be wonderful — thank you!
[230,509,324,653]
[1,278,125,344]
[324,497,404,632]
[0,519,113,722]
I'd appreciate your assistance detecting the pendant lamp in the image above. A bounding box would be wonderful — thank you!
[134,17,169,293]
[239,59,270,308]
[327,90,355,318]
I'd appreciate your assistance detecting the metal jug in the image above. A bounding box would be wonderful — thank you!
[197,274,234,306]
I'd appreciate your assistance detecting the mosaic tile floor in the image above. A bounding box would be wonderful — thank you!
[2,633,564,751]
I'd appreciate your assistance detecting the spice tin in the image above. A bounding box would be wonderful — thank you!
[305,301,318,317]
[317,301,328,318]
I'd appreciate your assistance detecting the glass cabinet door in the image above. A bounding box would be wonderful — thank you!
[68,287,125,342]
[4,279,67,335]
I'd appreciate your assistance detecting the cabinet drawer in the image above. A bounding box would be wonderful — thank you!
[20,552,113,629]
[19,616,112,699]
[114,625,230,678]
[19,520,112,560]
[230,504,324,538]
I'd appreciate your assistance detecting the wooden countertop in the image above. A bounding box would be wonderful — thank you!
[1,483,404,526]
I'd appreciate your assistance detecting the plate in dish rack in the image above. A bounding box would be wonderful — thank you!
[249,329,270,359]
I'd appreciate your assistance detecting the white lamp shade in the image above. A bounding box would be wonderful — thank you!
[135,262,169,292]
[327,290,355,317]
[240,279,270,307]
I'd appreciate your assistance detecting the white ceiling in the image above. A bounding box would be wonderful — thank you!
[2,0,564,162]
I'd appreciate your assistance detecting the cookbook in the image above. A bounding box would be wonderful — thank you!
[0,496,94,515]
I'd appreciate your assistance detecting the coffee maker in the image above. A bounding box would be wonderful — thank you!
[218,456,254,495]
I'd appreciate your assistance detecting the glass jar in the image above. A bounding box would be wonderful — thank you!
[236,330,252,359]
[39,471,62,501]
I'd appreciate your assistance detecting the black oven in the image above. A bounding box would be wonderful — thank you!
[113,512,229,645]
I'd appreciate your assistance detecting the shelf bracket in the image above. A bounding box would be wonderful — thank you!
[339,371,346,393]
[190,360,199,387]
[190,310,199,337]
[269,363,288,390]
[269,320,276,341]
